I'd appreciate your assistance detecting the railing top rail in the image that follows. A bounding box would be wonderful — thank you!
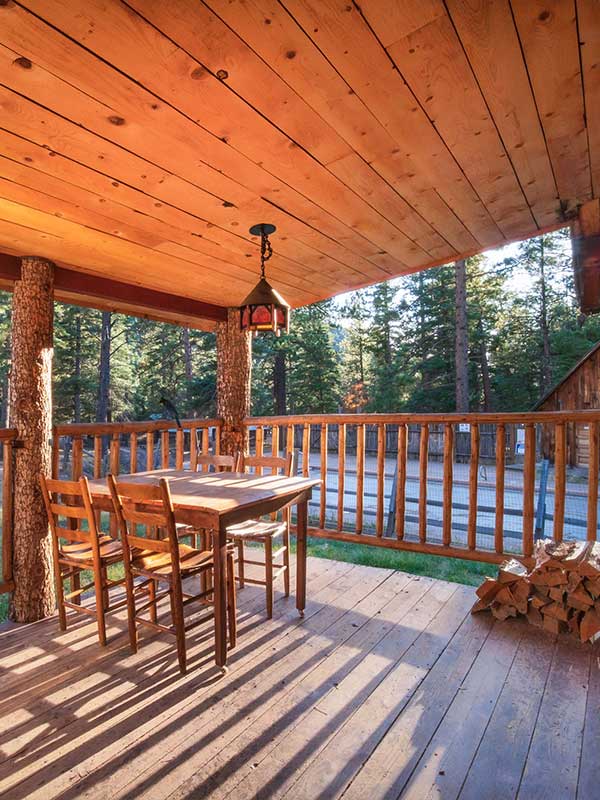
[245,411,600,426]
[0,428,19,441]
[54,418,222,436]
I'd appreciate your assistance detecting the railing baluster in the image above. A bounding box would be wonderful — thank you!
[337,423,345,531]
[419,424,429,542]
[302,423,310,477]
[110,434,120,475]
[320,422,328,529]
[52,434,60,479]
[93,435,102,478]
[396,423,407,540]
[2,440,14,590]
[468,423,480,551]
[202,426,209,458]
[442,423,454,547]
[286,424,294,460]
[72,436,83,480]
[376,423,385,537]
[146,431,154,471]
[130,432,138,474]
[190,426,198,472]
[356,423,365,535]
[587,422,599,541]
[554,423,566,543]
[271,424,279,459]
[161,430,169,469]
[175,428,184,470]
[495,424,505,554]
[523,423,536,558]
[256,425,264,474]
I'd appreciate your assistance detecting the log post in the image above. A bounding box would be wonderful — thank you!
[9,256,55,622]
[216,307,251,456]
[571,199,600,313]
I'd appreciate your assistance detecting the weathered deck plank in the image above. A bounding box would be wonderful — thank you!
[0,557,597,800]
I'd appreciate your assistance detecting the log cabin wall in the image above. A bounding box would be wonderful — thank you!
[536,342,600,466]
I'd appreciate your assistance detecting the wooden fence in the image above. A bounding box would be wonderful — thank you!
[245,411,600,567]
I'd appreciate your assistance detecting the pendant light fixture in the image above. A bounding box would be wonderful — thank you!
[239,223,290,336]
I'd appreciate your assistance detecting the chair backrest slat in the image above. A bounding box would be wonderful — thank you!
[195,453,238,472]
[240,451,295,477]
[107,475,182,573]
[40,474,104,564]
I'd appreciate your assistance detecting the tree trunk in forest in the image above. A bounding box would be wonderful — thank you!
[182,327,193,383]
[477,318,493,412]
[455,259,470,413]
[539,239,553,392]
[216,308,251,455]
[273,349,286,415]
[74,312,82,423]
[96,311,111,423]
[9,257,55,622]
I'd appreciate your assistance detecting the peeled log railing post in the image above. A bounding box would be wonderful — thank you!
[216,308,251,456]
[9,256,55,622]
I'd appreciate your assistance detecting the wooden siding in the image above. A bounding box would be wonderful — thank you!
[0,1,596,308]
[537,342,600,465]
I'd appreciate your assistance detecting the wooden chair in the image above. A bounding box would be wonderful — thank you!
[227,452,295,618]
[107,474,237,674]
[39,474,124,646]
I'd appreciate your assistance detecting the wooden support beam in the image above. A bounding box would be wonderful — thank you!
[216,308,251,456]
[571,199,600,314]
[9,256,55,621]
[0,252,226,329]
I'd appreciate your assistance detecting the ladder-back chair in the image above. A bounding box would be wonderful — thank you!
[227,452,295,618]
[39,474,124,646]
[107,474,236,674]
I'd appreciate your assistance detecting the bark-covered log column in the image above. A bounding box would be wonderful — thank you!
[9,257,55,622]
[216,307,251,456]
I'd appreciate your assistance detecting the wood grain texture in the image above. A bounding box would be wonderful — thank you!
[0,0,587,310]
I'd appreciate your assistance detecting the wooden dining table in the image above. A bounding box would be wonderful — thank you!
[88,468,320,669]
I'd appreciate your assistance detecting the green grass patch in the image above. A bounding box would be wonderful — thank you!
[303,537,492,586]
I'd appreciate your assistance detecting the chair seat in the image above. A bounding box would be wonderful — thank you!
[60,535,123,563]
[226,519,287,541]
[131,544,213,578]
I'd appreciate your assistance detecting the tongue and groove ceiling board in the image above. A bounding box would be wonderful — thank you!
[0,0,596,313]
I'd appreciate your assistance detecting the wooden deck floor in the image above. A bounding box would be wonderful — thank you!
[0,556,598,800]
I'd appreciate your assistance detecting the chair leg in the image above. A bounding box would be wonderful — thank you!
[265,537,273,619]
[124,567,138,654]
[148,579,157,624]
[283,526,290,598]
[236,539,245,588]
[72,570,81,606]
[226,550,237,650]
[92,562,107,647]
[101,564,109,610]
[56,567,68,631]
[170,581,187,675]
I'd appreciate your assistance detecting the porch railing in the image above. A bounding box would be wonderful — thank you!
[52,418,222,481]
[244,411,600,566]
[0,428,19,596]
[2,410,598,597]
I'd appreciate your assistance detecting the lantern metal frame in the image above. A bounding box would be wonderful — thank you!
[239,223,291,336]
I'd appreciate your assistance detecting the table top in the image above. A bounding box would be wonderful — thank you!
[88,469,320,518]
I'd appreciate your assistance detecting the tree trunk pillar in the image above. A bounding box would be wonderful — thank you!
[9,256,55,622]
[216,308,251,456]
[571,199,600,314]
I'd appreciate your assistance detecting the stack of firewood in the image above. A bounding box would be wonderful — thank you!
[472,540,600,642]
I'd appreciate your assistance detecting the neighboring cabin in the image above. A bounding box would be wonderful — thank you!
[535,341,600,467]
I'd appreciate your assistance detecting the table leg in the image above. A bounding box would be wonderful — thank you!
[296,499,307,617]
[212,523,228,671]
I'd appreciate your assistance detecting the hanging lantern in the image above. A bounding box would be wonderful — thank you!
[240,223,290,336]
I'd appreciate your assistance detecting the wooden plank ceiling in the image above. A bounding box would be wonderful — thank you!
[0,0,597,314]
